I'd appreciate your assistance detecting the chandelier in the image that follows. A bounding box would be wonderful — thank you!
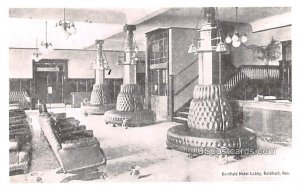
[225,7,247,48]
[116,25,140,65]
[32,38,42,62]
[188,7,228,54]
[40,21,53,54]
[56,8,77,38]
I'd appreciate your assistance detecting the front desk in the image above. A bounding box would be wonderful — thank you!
[236,100,292,142]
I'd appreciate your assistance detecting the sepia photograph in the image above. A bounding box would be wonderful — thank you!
[4,0,297,189]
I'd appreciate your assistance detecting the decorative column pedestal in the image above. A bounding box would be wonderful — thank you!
[81,83,115,115]
[104,84,156,127]
[166,85,256,156]
[104,25,156,127]
[166,8,256,158]
[81,40,115,115]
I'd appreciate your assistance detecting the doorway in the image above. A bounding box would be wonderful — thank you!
[150,69,168,120]
[33,59,68,104]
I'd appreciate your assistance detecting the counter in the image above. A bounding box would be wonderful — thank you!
[236,100,292,139]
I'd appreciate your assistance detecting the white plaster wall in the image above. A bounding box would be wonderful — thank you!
[232,23,291,67]
[9,48,124,79]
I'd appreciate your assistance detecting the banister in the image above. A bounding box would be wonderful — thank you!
[174,59,198,77]
[174,75,198,96]
[224,65,280,91]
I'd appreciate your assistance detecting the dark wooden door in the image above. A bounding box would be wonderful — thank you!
[33,60,67,103]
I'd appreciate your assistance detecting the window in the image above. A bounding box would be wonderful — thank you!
[149,30,169,65]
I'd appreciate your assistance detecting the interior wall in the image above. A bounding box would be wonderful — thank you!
[9,48,124,79]
[171,28,198,76]
[232,23,291,67]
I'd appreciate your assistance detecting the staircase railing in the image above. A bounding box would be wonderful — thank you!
[172,64,280,115]
[224,65,280,92]
[173,59,198,113]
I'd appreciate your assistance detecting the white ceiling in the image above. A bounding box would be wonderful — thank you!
[9,7,291,50]
[9,8,162,49]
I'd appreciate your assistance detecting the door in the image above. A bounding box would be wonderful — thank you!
[33,60,67,103]
[150,69,168,120]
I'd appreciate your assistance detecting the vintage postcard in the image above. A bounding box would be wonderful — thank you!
[4,0,297,190]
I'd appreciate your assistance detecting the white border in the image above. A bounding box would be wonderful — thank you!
[1,0,299,191]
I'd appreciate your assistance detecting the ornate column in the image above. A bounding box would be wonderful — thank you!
[123,25,137,84]
[81,40,115,115]
[166,8,257,159]
[104,25,156,128]
[95,40,105,84]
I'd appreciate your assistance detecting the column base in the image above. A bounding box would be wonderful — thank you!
[104,109,156,127]
[81,103,115,115]
[166,125,257,155]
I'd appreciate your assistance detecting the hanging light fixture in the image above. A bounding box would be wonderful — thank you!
[187,7,228,54]
[225,7,247,48]
[40,21,53,54]
[116,25,140,65]
[56,8,77,39]
[32,38,42,62]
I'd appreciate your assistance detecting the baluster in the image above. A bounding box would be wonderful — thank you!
[260,68,262,79]
[256,68,258,79]
[258,68,264,80]
[241,70,244,81]
[271,69,274,79]
[259,68,261,79]
[264,68,267,79]
[233,75,236,86]
[234,75,237,85]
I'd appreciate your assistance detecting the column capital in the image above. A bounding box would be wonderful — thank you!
[95,40,104,45]
[123,24,136,32]
[203,7,216,24]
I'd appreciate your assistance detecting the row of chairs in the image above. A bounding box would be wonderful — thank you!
[38,104,106,181]
[9,108,32,176]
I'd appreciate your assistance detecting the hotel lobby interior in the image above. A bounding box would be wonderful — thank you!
[8,6,292,183]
